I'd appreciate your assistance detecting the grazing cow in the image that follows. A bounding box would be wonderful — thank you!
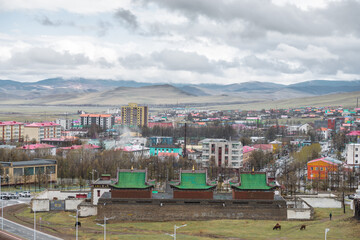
[273,223,281,230]
[75,221,81,227]
[300,225,306,230]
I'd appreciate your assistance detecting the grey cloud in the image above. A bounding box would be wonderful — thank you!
[142,0,360,36]
[243,55,306,74]
[9,48,90,67]
[97,21,113,36]
[35,16,63,27]
[119,54,154,69]
[151,49,218,74]
[114,8,138,30]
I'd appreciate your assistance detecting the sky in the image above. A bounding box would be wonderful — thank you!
[1,0,360,84]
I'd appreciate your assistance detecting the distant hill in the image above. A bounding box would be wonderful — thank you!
[0,78,359,106]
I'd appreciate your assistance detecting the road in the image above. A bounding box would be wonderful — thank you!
[0,198,63,240]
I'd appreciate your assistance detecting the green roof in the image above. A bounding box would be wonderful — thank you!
[111,171,153,189]
[172,172,215,190]
[232,173,273,190]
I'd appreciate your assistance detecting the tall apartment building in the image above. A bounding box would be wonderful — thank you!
[201,139,243,168]
[56,119,73,130]
[24,122,61,142]
[0,121,24,142]
[121,103,148,127]
[345,143,360,166]
[80,114,115,129]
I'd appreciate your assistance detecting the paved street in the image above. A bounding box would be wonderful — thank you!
[0,198,63,240]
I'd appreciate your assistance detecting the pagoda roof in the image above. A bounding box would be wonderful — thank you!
[111,169,154,189]
[170,169,216,190]
[231,172,275,191]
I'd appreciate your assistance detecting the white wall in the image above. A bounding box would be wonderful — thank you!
[92,188,110,205]
[35,190,89,200]
[31,199,49,212]
[79,205,97,217]
[287,209,312,220]
[65,199,84,211]
[300,197,341,208]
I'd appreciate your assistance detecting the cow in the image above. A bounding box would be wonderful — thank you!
[300,225,306,230]
[273,223,281,230]
[75,221,81,227]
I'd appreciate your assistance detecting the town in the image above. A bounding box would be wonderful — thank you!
[0,102,359,239]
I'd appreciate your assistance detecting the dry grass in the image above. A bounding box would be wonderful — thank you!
[11,205,360,240]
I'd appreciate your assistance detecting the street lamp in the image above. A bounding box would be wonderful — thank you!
[96,216,114,240]
[165,224,187,240]
[34,209,36,240]
[0,175,3,230]
[325,228,330,240]
[69,209,79,240]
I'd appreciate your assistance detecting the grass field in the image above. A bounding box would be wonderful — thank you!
[6,204,360,240]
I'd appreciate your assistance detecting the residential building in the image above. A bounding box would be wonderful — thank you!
[80,114,114,129]
[18,144,57,156]
[253,144,273,154]
[242,146,256,166]
[345,143,360,166]
[149,145,182,157]
[0,159,57,186]
[24,122,61,143]
[121,103,148,127]
[118,145,150,160]
[201,139,243,168]
[55,119,73,130]
[0,121,24,143]
[307,157,343,180]
[149,136,173,146]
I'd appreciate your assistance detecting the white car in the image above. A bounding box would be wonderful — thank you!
[19,191,31,198]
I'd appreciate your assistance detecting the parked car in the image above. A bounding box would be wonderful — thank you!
[0,193,10,200]
[9,193,19,199]
[19,191,31,198]
[348,194,355,200]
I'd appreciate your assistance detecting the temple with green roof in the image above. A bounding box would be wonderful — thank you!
[110,168,154,199]
[230,171,275,200]
[170,168,216,199]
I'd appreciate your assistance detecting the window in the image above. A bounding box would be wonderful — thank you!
[311,167,313,170]
[97,190,100,197]
[46,166,56,174]
[24,167,34,176]
[14,168,23,176]
[320,167,323,171]
[35,167,44,174]
[356,154,358,158]
[356,148,358,151]
[315,167,318,170]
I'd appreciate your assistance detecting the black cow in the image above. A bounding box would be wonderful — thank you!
[75,221,81,227]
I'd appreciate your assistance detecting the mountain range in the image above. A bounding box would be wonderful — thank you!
[0,78,359,106]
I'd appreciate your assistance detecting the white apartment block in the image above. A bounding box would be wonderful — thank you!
[201,139,243,168]
[0,121,24,142]
[345,143,360,166]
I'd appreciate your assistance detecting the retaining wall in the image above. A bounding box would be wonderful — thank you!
[97,198,287,222]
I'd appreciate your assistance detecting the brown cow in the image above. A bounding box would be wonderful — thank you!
[273,223,281,230]
[300,225,306,230]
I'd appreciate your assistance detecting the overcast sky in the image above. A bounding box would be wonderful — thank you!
[1,0,360,84]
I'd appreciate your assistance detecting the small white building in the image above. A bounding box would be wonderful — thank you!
[345,143,360,166]
[92,174,113,205]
